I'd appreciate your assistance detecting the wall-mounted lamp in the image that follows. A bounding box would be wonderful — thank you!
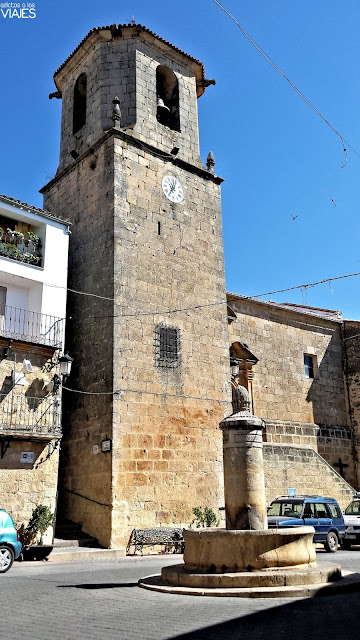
[52,353,74,394]
[59,353,73,378]
[230,358,240,377]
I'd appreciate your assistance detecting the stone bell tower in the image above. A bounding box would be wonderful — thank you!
[41,24,231,548]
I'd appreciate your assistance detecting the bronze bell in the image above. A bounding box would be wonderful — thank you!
[157,97,170,113]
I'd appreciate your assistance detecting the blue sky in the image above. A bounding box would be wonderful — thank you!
[1,0,360,318]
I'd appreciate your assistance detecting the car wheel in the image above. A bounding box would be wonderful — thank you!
[340,539,352,550]
[0,546,14,573]
[324,531,338,553]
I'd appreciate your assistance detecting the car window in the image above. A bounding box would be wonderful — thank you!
[267,502,303,517]
[303,503,316,518]
[345,501,360,516]
[328,503,342,519]
[315,503,330,519]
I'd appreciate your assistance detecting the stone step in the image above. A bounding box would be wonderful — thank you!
[49,547,126,562]
[54,519,99,549]
[54,520,83,538]
[53,536,100,548]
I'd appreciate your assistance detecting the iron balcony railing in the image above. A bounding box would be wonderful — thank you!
[0,305,64,348]
[0,393,61,437]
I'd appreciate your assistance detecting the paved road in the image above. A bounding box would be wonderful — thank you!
[3,549,360,640]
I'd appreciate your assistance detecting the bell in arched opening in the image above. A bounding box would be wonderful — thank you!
[156,66,180,131]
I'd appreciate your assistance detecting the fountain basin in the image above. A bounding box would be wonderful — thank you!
[183,526,316,572]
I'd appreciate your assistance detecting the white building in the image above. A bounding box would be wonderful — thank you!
[0,194,70,528]
[0,194,69,348]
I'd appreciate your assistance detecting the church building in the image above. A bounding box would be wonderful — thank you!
[39,23,360,549]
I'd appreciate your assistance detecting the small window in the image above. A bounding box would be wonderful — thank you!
[154,324,180,368]
[304,354,318,379]
[73,73,87,134]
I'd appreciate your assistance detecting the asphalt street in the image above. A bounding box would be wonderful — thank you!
[3,549,360,640]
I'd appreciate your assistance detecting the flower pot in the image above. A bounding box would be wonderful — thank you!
[21,545,53,561]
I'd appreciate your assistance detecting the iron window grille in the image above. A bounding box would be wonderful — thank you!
[154,324,180,368]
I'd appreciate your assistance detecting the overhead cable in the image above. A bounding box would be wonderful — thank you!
[212,0,360,162]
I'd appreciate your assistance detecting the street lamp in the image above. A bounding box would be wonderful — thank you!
[58,353,73,379]
[52,353,73,393]
[230,358,240,377]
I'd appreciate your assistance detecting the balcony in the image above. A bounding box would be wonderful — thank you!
[0,305,64,348]
[0,393,61,439]
[0,229,42,267]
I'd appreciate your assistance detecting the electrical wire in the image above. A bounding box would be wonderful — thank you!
[248,271,360,299]
[62,384,229,404]
[15,270,360,316]
[212,0,360,162]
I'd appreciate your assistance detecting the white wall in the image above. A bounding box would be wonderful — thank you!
[0,200,69,347]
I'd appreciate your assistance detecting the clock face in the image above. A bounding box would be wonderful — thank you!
[162,175,184,203]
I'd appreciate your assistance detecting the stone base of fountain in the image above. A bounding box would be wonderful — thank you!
[138,527,345,598]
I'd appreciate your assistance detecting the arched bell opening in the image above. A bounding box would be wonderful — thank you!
[156,65,180,132]
[73,73,87,135]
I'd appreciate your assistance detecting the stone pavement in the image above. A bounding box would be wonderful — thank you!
[2,551,360,640]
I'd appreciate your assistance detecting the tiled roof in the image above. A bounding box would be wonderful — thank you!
[53,23,205,79]
[0,194,71,227]
[226,291,343,324]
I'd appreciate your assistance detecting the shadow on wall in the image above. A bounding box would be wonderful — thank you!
[0,441,47,470]
[0,374,13,399]
[25,378,49,409]
[305,333,347,425]
[306,333,354,486]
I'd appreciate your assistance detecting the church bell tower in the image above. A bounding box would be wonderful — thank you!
[41,24,231,548]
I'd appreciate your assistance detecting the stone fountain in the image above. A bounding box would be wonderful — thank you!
[139,387,343,597]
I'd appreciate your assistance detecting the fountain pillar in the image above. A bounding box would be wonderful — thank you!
[220,412,267,530]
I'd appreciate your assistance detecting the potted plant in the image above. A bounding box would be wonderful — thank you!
[11,230,25,245]
[28,231,41,248]
[19,505,54,561]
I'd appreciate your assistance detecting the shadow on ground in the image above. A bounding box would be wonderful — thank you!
[58,582,139,589]
[169,581,360,640]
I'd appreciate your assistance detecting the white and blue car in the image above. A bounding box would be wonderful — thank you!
[342,498,360,549]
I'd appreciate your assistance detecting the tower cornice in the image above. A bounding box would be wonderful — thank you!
[39,128,223,195]
[53,24,207,97]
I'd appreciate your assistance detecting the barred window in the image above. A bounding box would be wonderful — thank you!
[154,325,180,368]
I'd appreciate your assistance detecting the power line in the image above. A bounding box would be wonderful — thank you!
[249,271,360,299]
[62,384,229,404]
[212,0,360,162]
[16,270,360,316]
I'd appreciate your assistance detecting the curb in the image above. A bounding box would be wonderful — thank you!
[138,569,360,598]
[49,548,126,562]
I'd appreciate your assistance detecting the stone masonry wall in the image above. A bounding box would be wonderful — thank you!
[110,136,231,548]
[56,31,202,175]
[42,139,115,547]
[265,420,356,487]
[228,298,348,426]
[0,347,60,535]
[344,320,360,487]
[45,30,231,548]
[263,443,355,510]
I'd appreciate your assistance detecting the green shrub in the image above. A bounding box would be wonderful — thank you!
[192,506,219,528]
[20,505,54,546]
